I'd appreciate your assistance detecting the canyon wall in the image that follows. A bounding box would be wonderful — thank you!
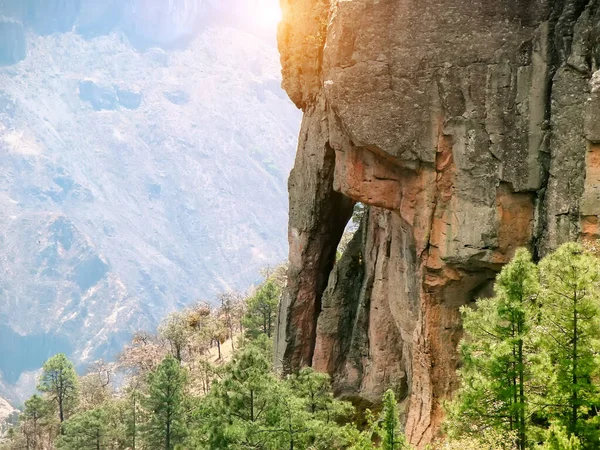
[274,0,600,446]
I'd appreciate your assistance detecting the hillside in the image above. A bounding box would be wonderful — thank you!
[0,6,300,402]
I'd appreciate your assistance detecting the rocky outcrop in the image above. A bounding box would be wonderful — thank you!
[275,0,600,447]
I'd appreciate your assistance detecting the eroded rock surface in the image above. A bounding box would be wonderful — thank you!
[275,0,600,446]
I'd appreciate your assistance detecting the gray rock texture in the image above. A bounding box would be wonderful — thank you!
[275,0,600,447]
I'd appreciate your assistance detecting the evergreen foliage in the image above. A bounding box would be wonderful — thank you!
[56,408,109,450]
[380,390,408,450]
[37,353,79,425]
[447,243,600,449]
[142,356,188,450]
[446,249,541,449]
[243,278,281,339]
[538,243,600,443]
[11,250,600,450]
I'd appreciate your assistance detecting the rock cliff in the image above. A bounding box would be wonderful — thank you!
[274,0,600,446]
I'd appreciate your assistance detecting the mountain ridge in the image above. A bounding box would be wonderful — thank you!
[0,5,299,403]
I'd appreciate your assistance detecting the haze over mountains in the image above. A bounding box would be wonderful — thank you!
[0,0,299,403]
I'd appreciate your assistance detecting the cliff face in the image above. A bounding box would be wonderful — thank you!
[275,0,600,446]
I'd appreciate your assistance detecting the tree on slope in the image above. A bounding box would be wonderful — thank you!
[159,311,192,364]
[142,356,187,450]
[37,354,79,426]
[243,278,281,339]
[21,394,53,450]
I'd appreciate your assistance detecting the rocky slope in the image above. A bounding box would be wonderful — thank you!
[0,1,300,402]
[274,0,600,446]
[0,396,15,434]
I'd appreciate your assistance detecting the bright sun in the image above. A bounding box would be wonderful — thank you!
[255,4,283,29]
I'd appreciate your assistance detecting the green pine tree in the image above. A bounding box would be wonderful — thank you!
[21,394,53,450]
[203,342,278,448]
[37,354,79,425]
[538,243,600,446]
[124,382,142,450]
[446,248,540,449]
[243,279,281,339]
[379,389,408,450]
[283,367,355,450]
[142,356,187,450]
[56,409,108,450]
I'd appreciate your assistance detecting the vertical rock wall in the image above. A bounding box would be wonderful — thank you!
[275,0,600,447]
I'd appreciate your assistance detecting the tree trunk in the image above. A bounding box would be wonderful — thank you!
[518,335,525,450]
[166,418,171,450]
[572,292,578,436]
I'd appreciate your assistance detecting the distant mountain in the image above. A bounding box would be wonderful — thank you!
[0,396,16,434]
[0,1,299,403]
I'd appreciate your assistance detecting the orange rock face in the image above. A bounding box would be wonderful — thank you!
[274,0,600,447]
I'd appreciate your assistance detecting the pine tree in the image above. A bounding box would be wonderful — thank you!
[158,311,192,364]
[56,409,108,450]
[541,423,582,450]
[538,242,600,445]
[446,249,540,449]
[243,278,281,339]
[204,342,277,448]
[37,354,79,426]
[379,390,408,450]
[284,367,355,449]
[124,382,142,450]
[21,394,52,450]
[142,356,187,450]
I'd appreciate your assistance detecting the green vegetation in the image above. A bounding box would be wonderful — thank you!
[37,354,79,425]
[6,243,600,450]
[446,242,600,449]
[1,266,406,450]
[143,356,187,449]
